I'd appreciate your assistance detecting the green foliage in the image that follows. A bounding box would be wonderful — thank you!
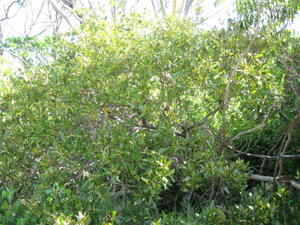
[1,13,300,224]
[229,187,280,225]
[236,0,300,31]
[154,202,227,225]
[0,188,39,225]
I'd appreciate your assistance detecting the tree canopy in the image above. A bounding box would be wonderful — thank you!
[1,1,300,224]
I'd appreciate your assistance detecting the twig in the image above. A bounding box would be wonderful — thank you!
[226,144,300,159]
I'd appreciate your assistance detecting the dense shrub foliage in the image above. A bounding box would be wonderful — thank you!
[1,16,300,224]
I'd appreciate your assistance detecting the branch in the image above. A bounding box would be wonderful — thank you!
[184,0,194,17]
[278,53,300,106]
[0,0,24,22]
[226,144,300,159]
[87,0,97,16]
[223,0,261,110]
[277,112,300,176]
[260,134,285,174]
[250,174,300,190]
[250,174,276,182]
[158,0,166,17]
[48,0,73,28]
[28,0,47,35]
[223,37,258,110]
[229,104,275,142]
[177,0,186,16]
[150,0,159,18]
[109,0,116,20]
[0,45,31,66]
[186,104,223,132]
[61,0,73,9]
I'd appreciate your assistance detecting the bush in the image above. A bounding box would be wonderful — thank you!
[1,16,300,224]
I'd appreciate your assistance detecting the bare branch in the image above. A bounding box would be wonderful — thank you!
[230,104,275,142]
[32,0,47,27]
[0,45,31,66]
[226,144,300,159]
[290,180,300,190]
[0,23,3,55]
[158,0,167,17]
[184,0,194,17]
[186,104,223,132]
[87,0,97,15]
[151,0,159,18]
[277,112,300,176]
[48,0,73,28]
[250,174,277,182]
[1,1,17,20]
[61,0,73,9]
[177,0,185,16]
[1,0,23,22]
[109,0,116,19]
[250,174,300,190]
[260,134,285,174]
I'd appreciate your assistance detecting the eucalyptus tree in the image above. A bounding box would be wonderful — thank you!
[236,0,300,31]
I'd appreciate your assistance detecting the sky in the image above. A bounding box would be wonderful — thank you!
[0,0,299,40]
[0,0,238,39]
